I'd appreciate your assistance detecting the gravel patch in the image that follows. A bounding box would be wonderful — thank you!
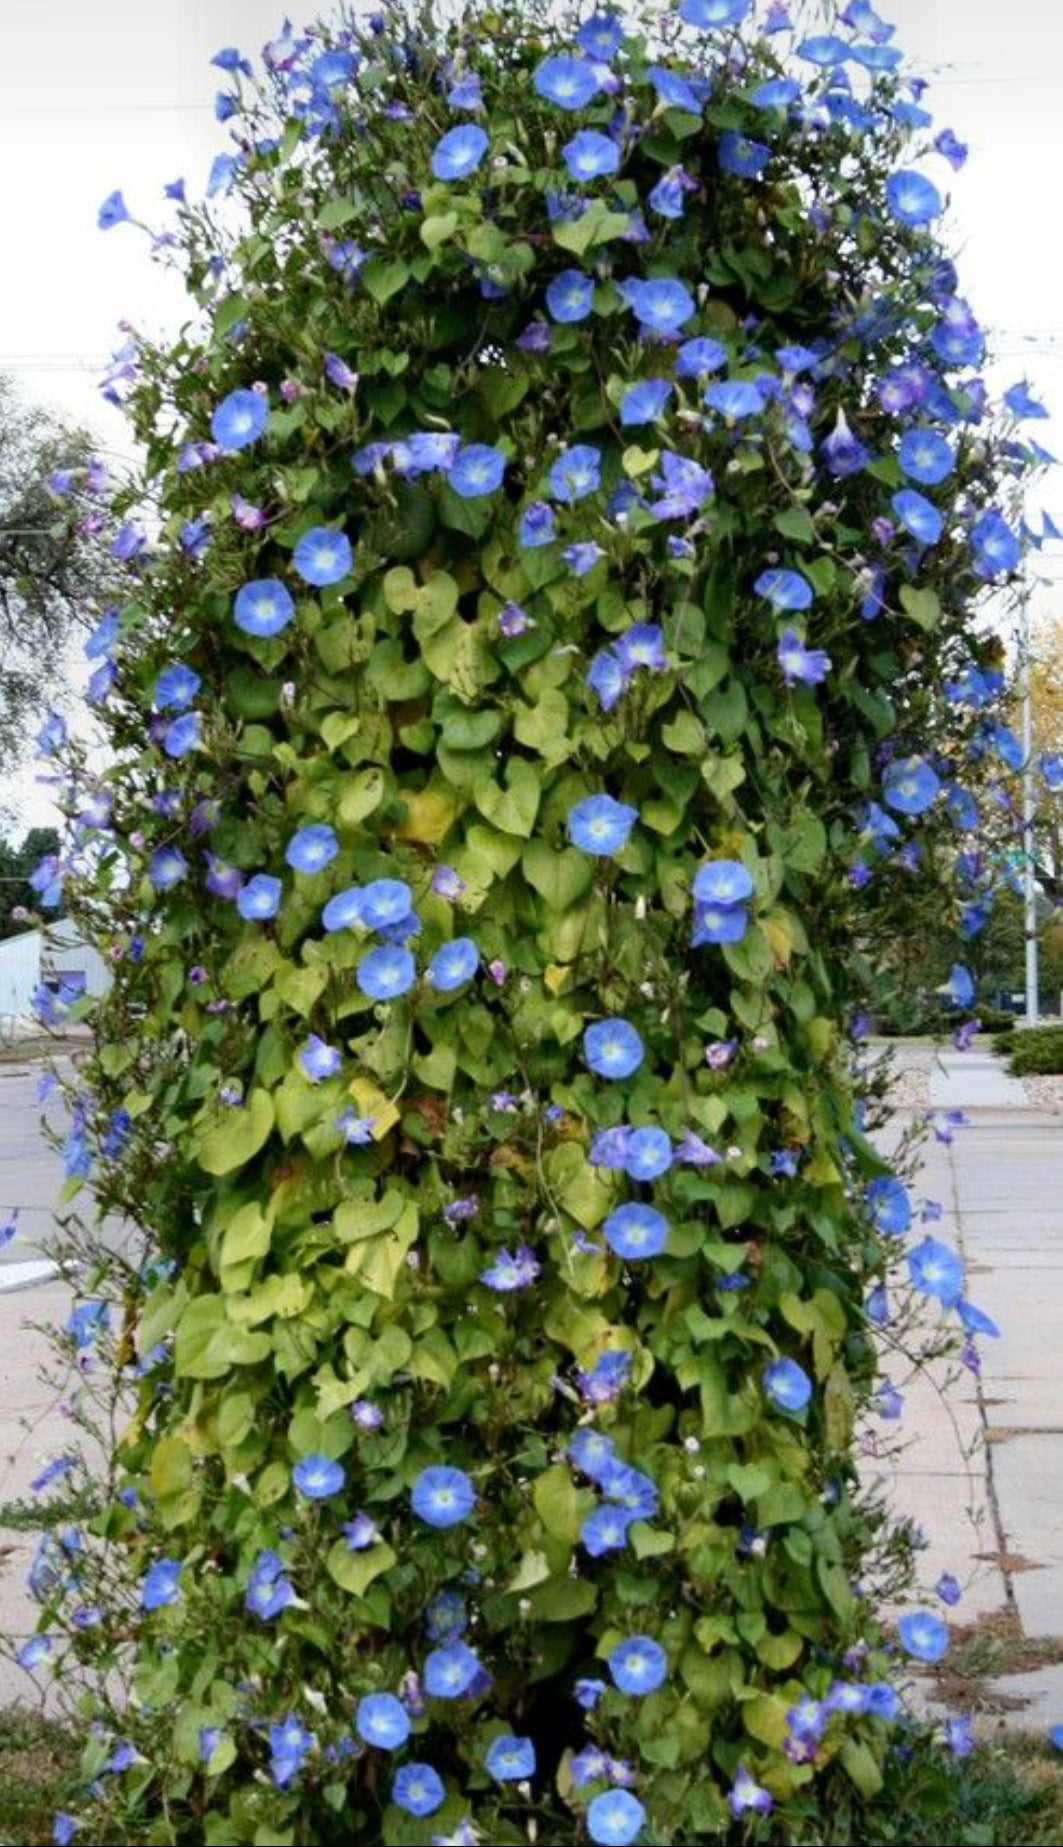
[1021,1075,1063,1116]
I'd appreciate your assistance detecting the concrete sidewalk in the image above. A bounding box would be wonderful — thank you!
[881,1049,1063,1722]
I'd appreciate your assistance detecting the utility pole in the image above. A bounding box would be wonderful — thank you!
[1021,593,1040,1027]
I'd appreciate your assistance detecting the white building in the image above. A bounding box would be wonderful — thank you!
[0,919,110,1038]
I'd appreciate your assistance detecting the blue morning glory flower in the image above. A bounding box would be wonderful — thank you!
[268,1714,315,1789]
[299,1035,341,1083]
[648,66,705,113]
[718,131,771,179]
[648,167,689,219]
[292,527,352,587]
[755,567,813,611]
[692,860,753,907]
[604,1462,659,1519]
[821,410,870,477]
[609,1634,667,1695]
[693,900,748,939]
[614,624,666,673]
[1004,381,1048,420]
[886,170,943,228]
[520,501,556,546]
[149,847,188,891]
[797,32,851,62]
[750,76,801,108]
[534,56,601,110]
[163,712,202,758]
[897,1610,949,1662]
[141,1557,182,1610]
[564,127,622,188]
[588,1789,647,1847]
[883,756,940,816]
[568,793,637,855]
[293,1453,345,1500]
[892,488,943,546]
[98,189,130,231]
[944,963,974,1008]
[898,428,953,486]
[237,874,282,921]
[563,542,605,577]
[286,825,338,874]
[155,663,201,710]
[424,1642,481,1698]
[908,1236,965,1306]
[970,511,1021,577]
[588,651,629,711]
[620,379,672,425]
[619,276,695,336]
[763,1357,812,1412]
[958,1300,1000,1338]
[546,269,595,323]
[233,578,295,638]
[681,0,752,23]
[53,1818,79,1847]
[581,1505,637,1557]
[321,888,365,931]
[604,1202,668,1261]
[485,1735,536,1782]
[584,1019,644,1079]
[356,946,416,1000]
[428,938,480,992]
[866,1175,911,1236]
[549,444,602,502]
[778,629,831,688]
[704,379,765,420]
[625,1126,672,1182]
[246,1571,295,1620]
[675,336,727,377]
[569,1428,619,1482]
[447,443,506,498]
[577,11,626,58]
[392,1763,445,1818]
[480,1245,541,1291]
[358,879,414,930]
[412,1465,475,1528]
[212,388,268,452]
[431,124,489,181]
[356,1693,410,1750]
[17,1635,52,1671]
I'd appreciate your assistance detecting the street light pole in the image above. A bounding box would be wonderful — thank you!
[1021,593,1040,1027]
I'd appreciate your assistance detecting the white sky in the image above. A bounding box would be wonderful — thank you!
[2,0,1062,827]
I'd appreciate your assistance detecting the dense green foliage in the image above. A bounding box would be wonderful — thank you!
[20,3,1039,1842]
[996,1024,1063,1075]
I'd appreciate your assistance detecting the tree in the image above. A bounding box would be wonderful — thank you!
[0,377,115,772]
[0,826,60,939]
[23,4,1033,1843]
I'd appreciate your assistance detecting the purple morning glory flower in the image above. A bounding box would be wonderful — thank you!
[883,755,940,816]
[411,1466,475,1529]
[563,129,620,181]
[237,874,282,921]
[293,527,352,587]
[763,1357,812,1412]
[563,541,605,576]
[936,1572,962,1606]
[498,600,531,637]
[821,409,870,477]
[568,793,637,856]
[431,864,466,900]
[356,945,416,1000]
[233,579,295,638]
[886,169,943,228]
[431,124,488,181]
[603,1201,668,1261]
[648,449,715,518]
[778,629,831,687]
[584,1019,643,1079]
[149,846,188,891]
[211,387,268,452]
[447,443,506,498]
[293,1453,345,1500]
[755,568,814,611]
[546,269,595,323]
[533,56,601,111]
[618,276,695,337]
[619,379,672,425]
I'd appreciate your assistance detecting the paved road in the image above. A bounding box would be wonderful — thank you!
[0,1059,70,1270]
